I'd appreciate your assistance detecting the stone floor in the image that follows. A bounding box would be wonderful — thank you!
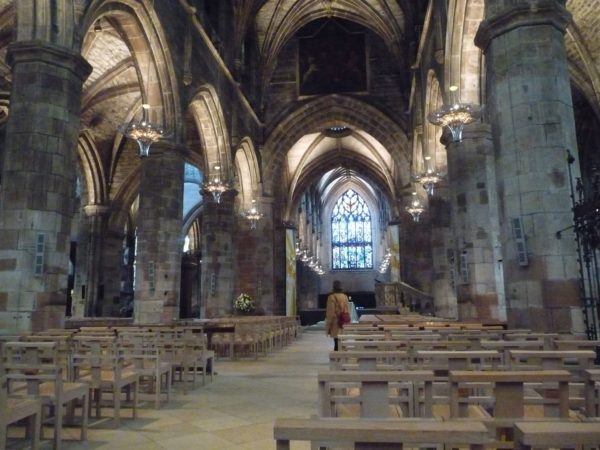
[9,327,332,450]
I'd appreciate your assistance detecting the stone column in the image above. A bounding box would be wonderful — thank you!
[476,0,580,330]
[429,191,458,319]
[0,41,91,333]
[201,193,235,317]
[134,143,184,324]
[234,196,275,314]
[446,123,504,321]
[71,204,110,318]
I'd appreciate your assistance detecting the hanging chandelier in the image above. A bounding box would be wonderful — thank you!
[406,193,425,222]
[120,104,166,157]
[414,167,444,196]
[203,164,230,203]
[241,199,264,229]
[428,86,481,142]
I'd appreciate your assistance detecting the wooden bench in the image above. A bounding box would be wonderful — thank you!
[415,350,502,372]
[339,339,408,352]
[329,350,410,371]
[318,370,434,418]
[514,421,600,449]
[273,417,489,450]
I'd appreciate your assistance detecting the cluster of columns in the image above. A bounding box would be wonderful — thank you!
[436,0,581,331]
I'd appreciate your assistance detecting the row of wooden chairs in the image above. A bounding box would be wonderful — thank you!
[1,324,217,449]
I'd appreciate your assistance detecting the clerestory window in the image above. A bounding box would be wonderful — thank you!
[331,189,373,269]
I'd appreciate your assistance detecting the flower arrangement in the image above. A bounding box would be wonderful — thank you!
[233,293,255,314]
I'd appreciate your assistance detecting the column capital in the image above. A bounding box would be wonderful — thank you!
[7,40,92,81]
[145,141,188,159]
[83,204,110,217]
[475,0,571,51]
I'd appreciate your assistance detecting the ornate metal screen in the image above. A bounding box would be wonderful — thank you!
[566,151,600,340]
[331,189,373,269]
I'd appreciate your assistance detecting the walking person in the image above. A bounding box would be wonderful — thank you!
[325,280,350,351]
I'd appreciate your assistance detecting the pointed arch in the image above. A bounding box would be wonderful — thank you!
[77,130,109,206]
[234,137,261,209]
[188,84,232,179]
[424,70,445,174]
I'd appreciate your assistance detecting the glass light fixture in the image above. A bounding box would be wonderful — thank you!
[428,86,481,142]
[406,193,425,222]
[203,164,230,203]
[413,159,444,197]
[241,199,263,229]
[120,104,166,157]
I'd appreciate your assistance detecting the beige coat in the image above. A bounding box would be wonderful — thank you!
[325,292,350,338]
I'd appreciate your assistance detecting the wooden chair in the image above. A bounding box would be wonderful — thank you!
[0,374,42,450]
[273,417,489,450]
[71,335,139,426]
[3,341,89,450]
[119,330,171,409]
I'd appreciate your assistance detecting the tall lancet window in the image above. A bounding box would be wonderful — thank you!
[331,189,373,269]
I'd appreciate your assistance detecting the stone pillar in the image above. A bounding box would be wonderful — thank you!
[71,204,110,318]
[134,143,184,324]
[446,123,504,321]
[0,41,91,333]
[234,196,275,314]
[201,193,235,317]
[476,0,580,331]
[429,191,458,319]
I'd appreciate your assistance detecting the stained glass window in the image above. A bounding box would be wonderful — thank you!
[331,189,373,269]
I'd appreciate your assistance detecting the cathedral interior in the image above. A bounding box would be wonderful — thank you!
[0,0,600,337]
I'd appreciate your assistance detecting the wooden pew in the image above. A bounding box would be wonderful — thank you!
[415,350,502,372]
[318,370,435,418]
[339,339,408,352]
[273,417,489,450]
[329,350,411,371]
[449,369,572,447]
[514,421,600,450]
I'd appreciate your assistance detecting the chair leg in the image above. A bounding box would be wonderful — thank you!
[81,392,89,441]
[54,402,63,450]
[113,386,121,427]
[32,410,41,450]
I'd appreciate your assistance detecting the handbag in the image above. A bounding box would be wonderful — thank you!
[337,310,351,327]
[336,294,351,327]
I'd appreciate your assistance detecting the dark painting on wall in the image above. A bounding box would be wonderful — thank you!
[298,23,368,97]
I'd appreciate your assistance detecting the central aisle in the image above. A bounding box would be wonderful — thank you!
[61,328,331,450]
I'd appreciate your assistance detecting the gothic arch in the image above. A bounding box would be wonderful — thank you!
[81,0,181,142]
[234,137,261,209]
[188,84,232,180]
[78,130,108,206]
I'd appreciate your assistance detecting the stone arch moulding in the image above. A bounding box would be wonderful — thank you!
[234,137,261,209]
[445,0,484,104]
[78,130,109,207]
[263,94,411,194]
[81,0,182,141]
[424,69,446,174]
[188,84,232,180]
